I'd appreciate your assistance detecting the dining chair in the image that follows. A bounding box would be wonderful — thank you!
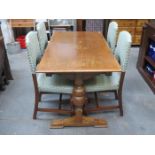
[107,21,118,54]
[26,31,73,119]
[85,31,132,116]
[36,22,48,55]
[36,22,64,100]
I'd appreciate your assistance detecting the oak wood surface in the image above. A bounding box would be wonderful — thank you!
[113,19,150,45]
[9,19,34,28]
[37,32,121,73]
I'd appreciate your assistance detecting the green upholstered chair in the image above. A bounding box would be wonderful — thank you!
[85,31,132,116]
[26,31,73,119]
[107,21,118,54]
[36,22,48,55]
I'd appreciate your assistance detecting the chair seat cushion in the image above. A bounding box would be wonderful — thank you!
[85,73,120,92]
[37,72,120,94]
[37,73,73,94]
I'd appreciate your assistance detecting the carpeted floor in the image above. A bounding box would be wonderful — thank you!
[0,47,155,135]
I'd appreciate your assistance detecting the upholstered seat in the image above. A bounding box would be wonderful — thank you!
[37,73,73,94]
[85,73,120,92]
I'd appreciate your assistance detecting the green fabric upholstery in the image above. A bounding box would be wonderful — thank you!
[85,31,132,92]
[37,73,73,94]
[114,31,132,72]
[107,21,118,54]
[26,31,73,94]
[85,73,120,92]
[26,31,42,73]
[36,22,48,55]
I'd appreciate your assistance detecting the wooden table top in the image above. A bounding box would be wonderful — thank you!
[37,32,121,73]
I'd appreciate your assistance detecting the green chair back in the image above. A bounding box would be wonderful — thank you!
[114,31,132,72]
[36,22,48,55]
[26,31,42,73]
[107,21,118,53]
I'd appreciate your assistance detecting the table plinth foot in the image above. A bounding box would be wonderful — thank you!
[50,116,107,128]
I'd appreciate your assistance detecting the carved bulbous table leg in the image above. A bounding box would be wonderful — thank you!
[50,74,107,128]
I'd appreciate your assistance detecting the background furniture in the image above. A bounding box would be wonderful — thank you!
[47,19,75,36]
[77,19,85,31]
[9,19,35,39]
[76,19,110,37]
[8,19,151,46]
[0,25,13,90]
[85,19,103,32]
[113,19,150,45]
[137,23,155,93]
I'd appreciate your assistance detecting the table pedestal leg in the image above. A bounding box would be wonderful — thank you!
[50,75,107,128]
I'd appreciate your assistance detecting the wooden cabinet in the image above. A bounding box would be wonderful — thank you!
[113,19,150,45]
[9,19,35,39]
[77,19,85,31]
[9,19,35,28]
[137,23,155,93]
[134,20,149,45]
[0,26,13,90]
[0,37,5,75]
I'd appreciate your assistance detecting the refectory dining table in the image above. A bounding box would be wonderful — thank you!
[36,31,121,128]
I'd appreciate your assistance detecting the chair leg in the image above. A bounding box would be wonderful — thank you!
[118,72,125,116]
[118,92,123,116]
[94,92,99,107]
[4,78,9,85]
[33,93,41,119]
[70,99,75,116]
[114,90,118,100]
[58,93,63,109]
[83,104,88,116]
[39,93,42,101]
